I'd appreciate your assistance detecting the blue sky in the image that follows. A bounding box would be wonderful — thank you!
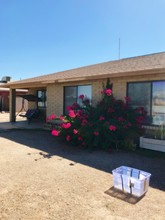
[0,0,165,80]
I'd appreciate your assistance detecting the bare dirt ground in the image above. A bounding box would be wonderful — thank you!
[0,129,165,220]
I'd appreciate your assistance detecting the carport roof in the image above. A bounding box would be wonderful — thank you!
[2,52,165,89]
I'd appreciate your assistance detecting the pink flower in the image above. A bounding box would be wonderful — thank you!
[66,135,70,142]
[118,117,125,122]
[81,119,88,126]
[78,136,83,141]
[127,122,132,127]
[99,116,105,121]
[76,110,83,118]
[73,129,78,134]
[108,108,115,113]
[60,115,64,121]
[72,102,79,109]
[77,110,83,115]
[69,110,76,118]
[61,123,71,129]
[93,131,99,136]
[46,114,56,122]
[105,89,112,96]
[109,125,117,131]
[137,107,146,115]
[66,106,72,111]
[136,116,144,124]
[51,114,56,120]
[61,123,65,128]
[51,129,59,136]
[79,94,84,100]
[46,116,51,122]
[125,96,131,102]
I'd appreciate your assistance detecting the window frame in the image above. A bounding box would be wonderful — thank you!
[127,80,165,125]
[63,84,92,114]
[37,90,47,108]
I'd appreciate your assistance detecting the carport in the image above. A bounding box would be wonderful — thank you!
[1,80,48,122]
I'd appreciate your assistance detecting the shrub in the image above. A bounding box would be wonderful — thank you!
[48,79,147,150]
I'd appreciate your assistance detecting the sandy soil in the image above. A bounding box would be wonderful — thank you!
[0,130,165,220]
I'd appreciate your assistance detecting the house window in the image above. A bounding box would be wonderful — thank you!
[152,81,165,125]
[37,90,46,108]
[127,81,165,125]
[64,85,92,113]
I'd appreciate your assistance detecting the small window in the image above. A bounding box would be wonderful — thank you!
[77,85,92,105]
[127,81,165,125]
[37,90,46,108]
[152,81,165,125]
[128,82,151,114]
[64,87,77,110]
[64,85,92,113]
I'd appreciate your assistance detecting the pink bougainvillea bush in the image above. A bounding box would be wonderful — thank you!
[48,79,147,150]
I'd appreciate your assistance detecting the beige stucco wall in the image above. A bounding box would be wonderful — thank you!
[46,72,165,117]
[47,79,111,117]
[28,89,37,109]
[47,84,63,117]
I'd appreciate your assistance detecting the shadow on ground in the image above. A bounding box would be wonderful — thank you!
[105,187,145,204]
[0,129,165,191]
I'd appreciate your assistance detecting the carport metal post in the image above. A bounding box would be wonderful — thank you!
[9,88,16,122]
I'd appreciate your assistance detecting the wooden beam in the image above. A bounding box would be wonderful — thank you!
[9,89,16,122]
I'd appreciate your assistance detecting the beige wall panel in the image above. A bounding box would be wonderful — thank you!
[28,89,37,109]
[47,84,63,117]
[46,72,165,117]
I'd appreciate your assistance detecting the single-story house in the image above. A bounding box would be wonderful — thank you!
[2,52,165,125]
